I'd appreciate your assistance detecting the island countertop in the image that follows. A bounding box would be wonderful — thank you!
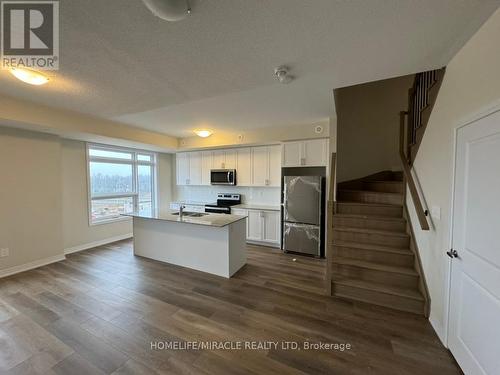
[122,211,246,228]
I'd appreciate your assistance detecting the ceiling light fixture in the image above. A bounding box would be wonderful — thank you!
[195,130,212,138]
[141,0,191,21]
[10,68,49,86]
[274,66,294,84]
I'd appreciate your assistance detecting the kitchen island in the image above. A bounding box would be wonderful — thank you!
[123,211,247,278]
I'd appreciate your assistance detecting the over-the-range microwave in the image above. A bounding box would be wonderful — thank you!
[210,169,236,185]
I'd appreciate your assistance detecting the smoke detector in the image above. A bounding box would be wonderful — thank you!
[141,0,191,21]
[274,66,294,84]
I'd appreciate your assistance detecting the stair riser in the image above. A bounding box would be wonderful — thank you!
[333,246,414,267]
[332,284,424,314]
[333,217,406,232]
[336,204,403,218]
[334,230,410,248]
[362,181,403,194]
[338,190,403,205]
[332,264,418,288]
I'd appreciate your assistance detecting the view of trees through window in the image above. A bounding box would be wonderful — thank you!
[87,145,156,224]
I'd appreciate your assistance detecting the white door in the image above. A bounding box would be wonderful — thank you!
[189,152,202,185]
[252,146,268,186]
[201,151,212,185]
[449,110,500,375]
[247,210,262,241]
[262,211,280,244]
[282,141,301,167]
[176,153,189,185]
[303,139,327,166]
[268,145,282,187]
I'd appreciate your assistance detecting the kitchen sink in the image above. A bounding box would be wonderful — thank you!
[172,212,209,217]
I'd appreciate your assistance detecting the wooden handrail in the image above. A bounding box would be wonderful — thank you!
[325,152,336,295]
[400,112,429,230]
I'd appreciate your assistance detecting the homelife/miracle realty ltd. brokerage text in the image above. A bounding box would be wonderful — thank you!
[150,341,352,352]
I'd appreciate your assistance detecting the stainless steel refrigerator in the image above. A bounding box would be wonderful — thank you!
[282,175,324,256]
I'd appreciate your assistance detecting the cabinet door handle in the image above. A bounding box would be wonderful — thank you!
[300,158,306,166]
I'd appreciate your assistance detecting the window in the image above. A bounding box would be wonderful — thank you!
[87,144,157,225]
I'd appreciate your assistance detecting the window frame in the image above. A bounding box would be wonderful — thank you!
[86,143,158,226]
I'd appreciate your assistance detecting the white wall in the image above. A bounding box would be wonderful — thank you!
[407,7,500,344]
[0,132,174,274]
[336,74,414,182]
[0,127,64,274]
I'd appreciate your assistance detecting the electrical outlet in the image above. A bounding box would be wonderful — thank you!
[0,248,9,258]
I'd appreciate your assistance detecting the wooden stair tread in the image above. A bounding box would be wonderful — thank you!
[333,213,406,222]
[332,256,418,275]
[332,278,424,301]
[366,180,403,184]
[333,226,410,238]
[331,240,412,255]
[338,189,402,196]
[336,201,403,208]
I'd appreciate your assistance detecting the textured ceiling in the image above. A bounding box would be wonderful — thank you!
[0,0,498,137]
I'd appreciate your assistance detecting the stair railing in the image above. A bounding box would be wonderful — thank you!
[325,152,336,294]
[399,111,429,230]
[399,68,445,231]
[407,68,446,164]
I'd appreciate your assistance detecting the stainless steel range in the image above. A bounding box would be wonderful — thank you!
[205,194,241,214]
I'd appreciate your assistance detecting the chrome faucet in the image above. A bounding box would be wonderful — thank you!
[179,205,186,220]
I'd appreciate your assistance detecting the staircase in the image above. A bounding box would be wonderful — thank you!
[331,171,427,315]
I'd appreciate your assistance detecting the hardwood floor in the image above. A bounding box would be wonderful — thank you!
[0,240,461,374]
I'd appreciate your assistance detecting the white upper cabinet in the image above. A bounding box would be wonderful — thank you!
[175,144,282,187]
[188,152,202,185]
[251,146,268,186]
[303,139,328,166]
[212,150,225,169]
[224,150,237,169]
[176,153,190,185]
[268,145,282,187]
[201,151,212,186]
[236,148,252,186]
[252,145,282,187]
[282,139,328,167]
[282,141,302,167]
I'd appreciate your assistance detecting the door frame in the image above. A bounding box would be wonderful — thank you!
[445,100,500,348]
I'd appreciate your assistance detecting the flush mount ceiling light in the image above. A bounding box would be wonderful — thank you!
[274,66,294,84]
[141,0,191,21]
[194,130,213,138]
[10,68,49,85]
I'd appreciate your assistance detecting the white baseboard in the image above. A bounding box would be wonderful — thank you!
[429,316,447,347]
[64,233,133,255]
[0,254,66,279]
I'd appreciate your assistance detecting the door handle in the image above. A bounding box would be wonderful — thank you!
[446,249,459,258]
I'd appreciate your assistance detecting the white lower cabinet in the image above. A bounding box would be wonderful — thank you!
[262,211,280,244]
[232,208,281,248]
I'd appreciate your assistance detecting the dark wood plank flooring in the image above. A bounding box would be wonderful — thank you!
[0,240,461,374]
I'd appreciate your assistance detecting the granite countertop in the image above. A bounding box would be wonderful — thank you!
[122,211,245,227]
[232,203,281,212]
[170,200,215,206]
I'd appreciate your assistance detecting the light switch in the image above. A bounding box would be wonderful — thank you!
[0,248,9,258]
[431,206,441,221]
